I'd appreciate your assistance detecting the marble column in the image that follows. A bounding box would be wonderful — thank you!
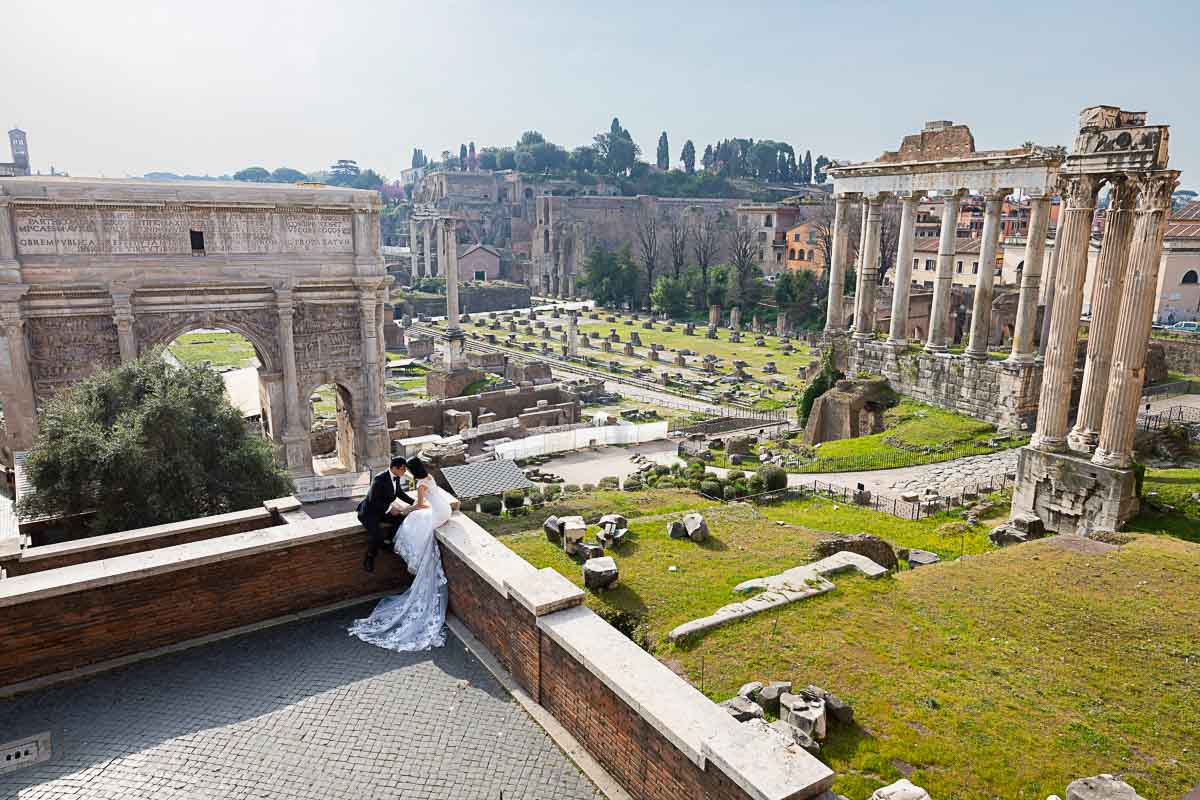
[1092,171,1179,469]
[442,220,466,370]
[111,289,138,363]
[965,191,1007,360]
[274,288,313,476]
[1032,174,1101,452]
[852,194,884,341]
[926,191,964,351]
[1067,177,1138,452]
[409,217,420,276]
[567,311,579,356]
[1007,194,1051,364]
[0,292,36,450]
[823,193,853,333]
[356,279,390,471]
[423,219,434,278]
[1037,199,1067,359]
[887,191,923,347]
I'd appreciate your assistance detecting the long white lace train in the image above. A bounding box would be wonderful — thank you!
[348,477,449,652]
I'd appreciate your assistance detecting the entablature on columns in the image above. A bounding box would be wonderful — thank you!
[829,159,1059,197]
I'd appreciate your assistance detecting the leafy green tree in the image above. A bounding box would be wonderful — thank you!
[681,140,696,174]
[802,150,813,183]
[514,150,535,172]
[774,271,798,306]
[570,145,596,173]
[17,351,294,535]
[497,148,517,170]
[701,144,715,172]
[798,350,843,424]
[478,148,498,170]
[467,142,477,170]
[233,166,271,182]
[656,131,670,170]
[580,244,639,307]
[650,276,689,319]
[349,168,385,190]
[330,159,360,182]
[519,130,546,147]
[411,148,426,168]
[270,167,307,183]
[707,264,731,308]
[459,143,468,170]
[594,117,639,175]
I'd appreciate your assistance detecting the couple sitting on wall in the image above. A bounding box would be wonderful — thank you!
[348,456,454,653]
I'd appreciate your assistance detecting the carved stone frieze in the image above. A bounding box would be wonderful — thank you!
[292,302,363,369]
[27,315,121,401]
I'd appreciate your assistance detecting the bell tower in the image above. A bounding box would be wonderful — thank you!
[8,129,29,175]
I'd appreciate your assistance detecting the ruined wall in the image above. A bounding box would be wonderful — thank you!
[849,340,1044,430]
[400,283,532,318]
[386,384,579,435]
[1154,336,1200,377]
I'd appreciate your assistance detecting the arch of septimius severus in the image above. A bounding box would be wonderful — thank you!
[0,177,393,480]
[828,106,1179,535]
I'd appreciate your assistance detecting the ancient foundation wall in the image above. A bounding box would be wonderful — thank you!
[437,515,834,800]
[399,284,533,318]
[848,340,1042,430]
[1011,446,1138,535]
[0,511,408,690]
[1154,336,1200,377]
[387,384,579,435]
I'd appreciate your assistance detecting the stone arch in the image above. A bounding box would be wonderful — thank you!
[135,309,280,373]
[299,369,368,474]
[1182,269,1198,285]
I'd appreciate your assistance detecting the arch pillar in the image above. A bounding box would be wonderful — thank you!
[274,288,313,476]
[355,278,391,474]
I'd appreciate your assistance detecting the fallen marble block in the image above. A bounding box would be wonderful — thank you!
[583,556,619,591]
[718,695,764,722]
[907,549,941,568]
[682,512,709,542]
[1065,774,1147,800]
[870,779,931,800]
[738,681,764,700]
[757,681,792,715]
[667,551,887,642]
[543,515,561,543]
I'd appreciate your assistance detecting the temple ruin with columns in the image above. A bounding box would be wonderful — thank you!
[826,107,1179,535]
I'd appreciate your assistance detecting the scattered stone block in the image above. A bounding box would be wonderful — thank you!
[667,519,688,539]
[907,549,941,567]
[583,556,619,591]
[1065,775,1147,800]
[780,692,827,740]
[560,515,586,556]
[813,533,899,571]
[757,681,792,715]
[1012,511,1046,538]
[767,720,820,755]
[719,696,765,722]
[542,515,561,543]
[599,513,627,529]
[870,779,932,800]
[682,512,709,542]
[737,681,764,700]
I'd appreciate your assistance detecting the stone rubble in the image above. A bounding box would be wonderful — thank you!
[582,556,619,591]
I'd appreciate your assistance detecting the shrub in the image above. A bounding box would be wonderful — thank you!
[747,474,764,495]
[543,484,562,500]
[510,506,529,517]
[598,476,620,488]
[722,485,737,501]
[503,489,526,510]
[581,483,596,492]
[657,477,676,488]
[733,479,749,498]
[689,479,704,491]
[479,495,503,515]
[624,478,643,491]
[1133,461,1146,497]
[727,469,746,482]
[654,464,671,476]
[700,480,722,498]
[563,483,581,494]
[760,465,788,491]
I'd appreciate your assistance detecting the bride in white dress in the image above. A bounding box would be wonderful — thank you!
[348,457,451,652]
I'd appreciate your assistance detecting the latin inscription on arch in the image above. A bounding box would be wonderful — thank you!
[13,207,353,256]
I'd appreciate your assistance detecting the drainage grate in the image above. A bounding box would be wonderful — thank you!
[0,732,51,775]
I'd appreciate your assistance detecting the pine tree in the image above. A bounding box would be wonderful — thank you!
[702,144,715,171]
[803,150,813,184]
[459,144,468,171]
[656,131,670,171]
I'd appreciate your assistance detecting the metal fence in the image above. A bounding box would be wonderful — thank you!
[1141,380,1200,401]
[1138,404,1200,433]
[684,438,1020,475]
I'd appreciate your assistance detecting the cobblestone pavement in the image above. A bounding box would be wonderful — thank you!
[879,449,1021,496]
[0,607,602,800]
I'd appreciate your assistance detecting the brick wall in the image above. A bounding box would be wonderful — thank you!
[1156,336,1200,377]
[0,522,408,689]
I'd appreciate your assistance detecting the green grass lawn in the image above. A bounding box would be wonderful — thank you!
[168,331,258,370]
[497,486,1200,799]
[468,488,720,537]
[1126,468,1200,543]
[814,399,1004,458]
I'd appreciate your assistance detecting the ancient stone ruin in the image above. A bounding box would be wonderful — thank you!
[803,377,898,445]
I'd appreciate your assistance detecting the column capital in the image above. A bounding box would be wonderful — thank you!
[1105,175,1139,210]
[939,188,968,200]
[833,192,858,204]
[864,192,888,205]
[1131,170,1180,212]
[981,189,1011,202]
[896,190,926,202]
[1060,174,1103,209]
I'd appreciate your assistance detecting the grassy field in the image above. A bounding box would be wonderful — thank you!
[467,488,721,537]
[813,399,1015,458]
[491,485,1200,799]
[1126,468,1200,543]
[168,331,258,370]
[466,308,815,408]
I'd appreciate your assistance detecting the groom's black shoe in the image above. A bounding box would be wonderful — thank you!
[362,554,375,574]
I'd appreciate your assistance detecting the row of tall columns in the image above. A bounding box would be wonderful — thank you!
[823,194,852,333]
[1067,178,1138,451]
[851,195,883,341]
[1090,172,1179,468]
[926,191,964,352]
[1006,195,1051,364]
[886,192,922,347]
[964,192,1006,359]
[1031,174,1101,452]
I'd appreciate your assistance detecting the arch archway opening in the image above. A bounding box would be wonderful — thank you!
[309,382,357,476]
[167,328,274,439]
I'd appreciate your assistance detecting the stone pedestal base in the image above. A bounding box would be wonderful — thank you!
[425,367,485,400]
[1010,446,1138,536]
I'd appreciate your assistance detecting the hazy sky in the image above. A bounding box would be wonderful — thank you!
[4,1,1198,187]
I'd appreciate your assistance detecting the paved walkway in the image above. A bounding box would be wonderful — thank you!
[0,607,602,800]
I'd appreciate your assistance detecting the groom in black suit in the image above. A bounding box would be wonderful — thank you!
[357,456,414,573]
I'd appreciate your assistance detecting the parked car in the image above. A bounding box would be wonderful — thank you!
[1168,321,1200,334]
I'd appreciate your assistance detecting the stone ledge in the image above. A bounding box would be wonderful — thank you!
[506,566,584,616]
[0,513,363,608]
[703,722,835,800]
[435,512,539,598]
[15,506,274,564]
